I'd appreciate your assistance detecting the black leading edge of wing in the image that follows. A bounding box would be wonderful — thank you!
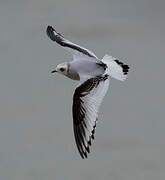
[46,25,97,58]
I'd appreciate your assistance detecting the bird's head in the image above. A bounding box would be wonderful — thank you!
[51,62,68,76]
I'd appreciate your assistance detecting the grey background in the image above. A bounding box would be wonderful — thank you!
[0,0,165,179]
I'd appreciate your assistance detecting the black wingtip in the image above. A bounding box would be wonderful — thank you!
[46,25,56,41]
[84,152,88,158]
[47,25,55,32]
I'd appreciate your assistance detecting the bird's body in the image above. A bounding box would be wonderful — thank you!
[68,58,105,80]
[46,26,129,158]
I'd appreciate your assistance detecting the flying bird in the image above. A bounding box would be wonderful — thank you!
[46,25,129,159]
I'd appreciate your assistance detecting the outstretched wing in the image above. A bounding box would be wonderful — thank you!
[46,26,98,59]
[72,75,109,158]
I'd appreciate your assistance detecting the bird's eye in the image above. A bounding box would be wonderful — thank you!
[60,68,65,72]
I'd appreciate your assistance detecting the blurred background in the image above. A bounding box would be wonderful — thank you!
[0,0,165,179]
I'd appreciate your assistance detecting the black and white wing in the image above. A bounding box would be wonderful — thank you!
[46,26,98,59]
[72,75,109,158]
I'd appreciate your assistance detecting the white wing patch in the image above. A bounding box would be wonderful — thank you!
[46,26,98,60]
[72,75,109,158]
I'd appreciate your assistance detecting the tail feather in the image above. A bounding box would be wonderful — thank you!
[102,54,129,81]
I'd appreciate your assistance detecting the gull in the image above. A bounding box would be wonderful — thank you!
[46,25,129,159]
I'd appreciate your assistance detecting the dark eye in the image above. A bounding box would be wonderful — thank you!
[60,68,65,72]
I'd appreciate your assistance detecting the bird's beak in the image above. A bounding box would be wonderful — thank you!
[51,69,57,73]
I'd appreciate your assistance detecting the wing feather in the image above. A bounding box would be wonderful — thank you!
[46,26,98,59]
[72,75,109,158]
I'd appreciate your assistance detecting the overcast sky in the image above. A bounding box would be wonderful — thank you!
[0,0,165,179]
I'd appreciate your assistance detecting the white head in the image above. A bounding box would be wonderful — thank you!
[51,62,68,76]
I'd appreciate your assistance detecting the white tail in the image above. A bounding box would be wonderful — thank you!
[102,54,129,81]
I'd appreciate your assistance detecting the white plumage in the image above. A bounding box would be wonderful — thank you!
[46,25,129,158]
[102,54,128,81]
